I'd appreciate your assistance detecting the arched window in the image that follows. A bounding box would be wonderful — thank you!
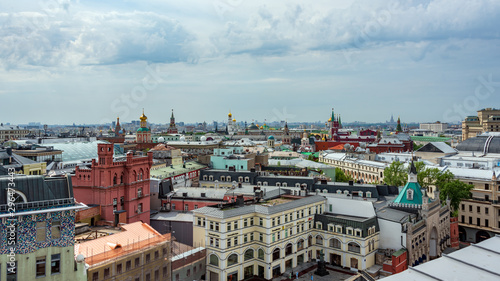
[263,182,268,186]
[297,239,305,251]
[227,254,238,266]
[258,249,265,260]
[209,175,213,181]
[330,238,341,249]
[203,175,207,181]
[285,243,293,256]
[238,176,243,182]
[120,173,124,184]
[227,176,231,182]
[133,171,137,181]
[244,249,254,261]
[276,182,281,187]
[282,182,287,187]
[348,242,361,253]
[244,176,249,182]
[272,248,280,261]
[316,235,323,245]
[220,176,225,182]
[209,254,219,266]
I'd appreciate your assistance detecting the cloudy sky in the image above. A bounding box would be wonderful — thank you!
[1,0,499,125]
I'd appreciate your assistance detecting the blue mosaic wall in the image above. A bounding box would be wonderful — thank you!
[0,208,76,255]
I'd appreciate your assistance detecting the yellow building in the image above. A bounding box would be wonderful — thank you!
[462,108,500,140]
[193,194,379,281]
[76,222,171,281]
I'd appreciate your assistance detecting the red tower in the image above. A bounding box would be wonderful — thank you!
[73,143,153,226]
[167,109,178,134]
[450,217,459,248]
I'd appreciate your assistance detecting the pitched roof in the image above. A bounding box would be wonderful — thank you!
[393,182,424,205]
[417,142,457,154]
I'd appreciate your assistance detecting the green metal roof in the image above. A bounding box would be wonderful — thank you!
[392,248,407,257]
[410,136,451,142]
[393,181,423,205]
[137,127,150,132]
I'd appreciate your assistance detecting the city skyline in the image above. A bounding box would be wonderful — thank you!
[1,0,499,124]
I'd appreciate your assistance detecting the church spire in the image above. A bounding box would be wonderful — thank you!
[396,116,402,132]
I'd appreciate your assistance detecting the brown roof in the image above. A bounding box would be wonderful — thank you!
[75,222,170,265]
[151,143,178,151]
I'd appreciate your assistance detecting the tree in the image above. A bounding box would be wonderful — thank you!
[335,168,352,182]
[439,179,473,217]
[383,161,407,187]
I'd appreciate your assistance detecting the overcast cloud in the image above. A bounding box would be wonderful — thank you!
[1,0,499,125]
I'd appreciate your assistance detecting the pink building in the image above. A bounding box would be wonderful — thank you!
[73,143,153,225]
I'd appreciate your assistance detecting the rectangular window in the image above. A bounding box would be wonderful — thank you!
[36,257,46,277]
[138,203,143,213]
[244,219,248,227]
[477,206,481,213]
[250,232,254,241]
[194,204,198,209]
[184,204,189,211]
[461,215,465,223]
[172,203,176,210]
[259,218,263,226]
[163,266,168,277]
[104,268,110,278]
[117,263,122,274]
[51,254,60,274]
[234,237,238,246]
[92,272,99,281]
[244,234,248,243]
[461,204,464,211]
[485,219,489,227]
[126,260,131,270]
[51,221,61,239]
[260,233,263,242]
[469,205,472,212]
[155,250,159,260]
[36,222,46,242]
[272,233,275,242]
[486,207,489,215]
[469,217,472,224]
[233,221,237,229]
[135,257,140,267]
[227,223,231,231]
[227,240,231,248]
[155,269,159,281]
[215,223,219,231]
[146,254,151,263]
[477,218,481,226]
[250,218,254,225]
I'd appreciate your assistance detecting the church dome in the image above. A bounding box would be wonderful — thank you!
[268,135,275,140]
[200,136,207,142]
[228,112,232,118]
[158,137,165,143]
[180,136,186,142]
[232,119,236,122]
[247,123,259,130]
[137,127,150,132]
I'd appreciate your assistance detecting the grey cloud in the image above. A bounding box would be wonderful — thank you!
[0,10,197,68]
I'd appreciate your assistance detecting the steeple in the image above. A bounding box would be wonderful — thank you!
[396,116,402,132]
[331,108,335,122]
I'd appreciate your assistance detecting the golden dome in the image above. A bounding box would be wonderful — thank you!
[140,109,147,121]
[232,119,236,122]
[260,126,263,129]
[228,112,232,118]
[328,117,332,122]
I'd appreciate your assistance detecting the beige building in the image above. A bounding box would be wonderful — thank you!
[319,152,387,184]
[0,124,30,141]
[193,195,380,281]
[76,222,171,281]
[420,122,448,133]
[462,108,500,141]
[450,167,500,243]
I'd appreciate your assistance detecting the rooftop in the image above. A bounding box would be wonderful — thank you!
[383,235,500,281]
[150,161,206,179]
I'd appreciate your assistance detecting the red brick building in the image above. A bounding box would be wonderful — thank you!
[73,143,153,225]
[382,249,407,275]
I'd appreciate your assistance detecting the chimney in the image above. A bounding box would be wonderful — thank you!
[236,194,245,206]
